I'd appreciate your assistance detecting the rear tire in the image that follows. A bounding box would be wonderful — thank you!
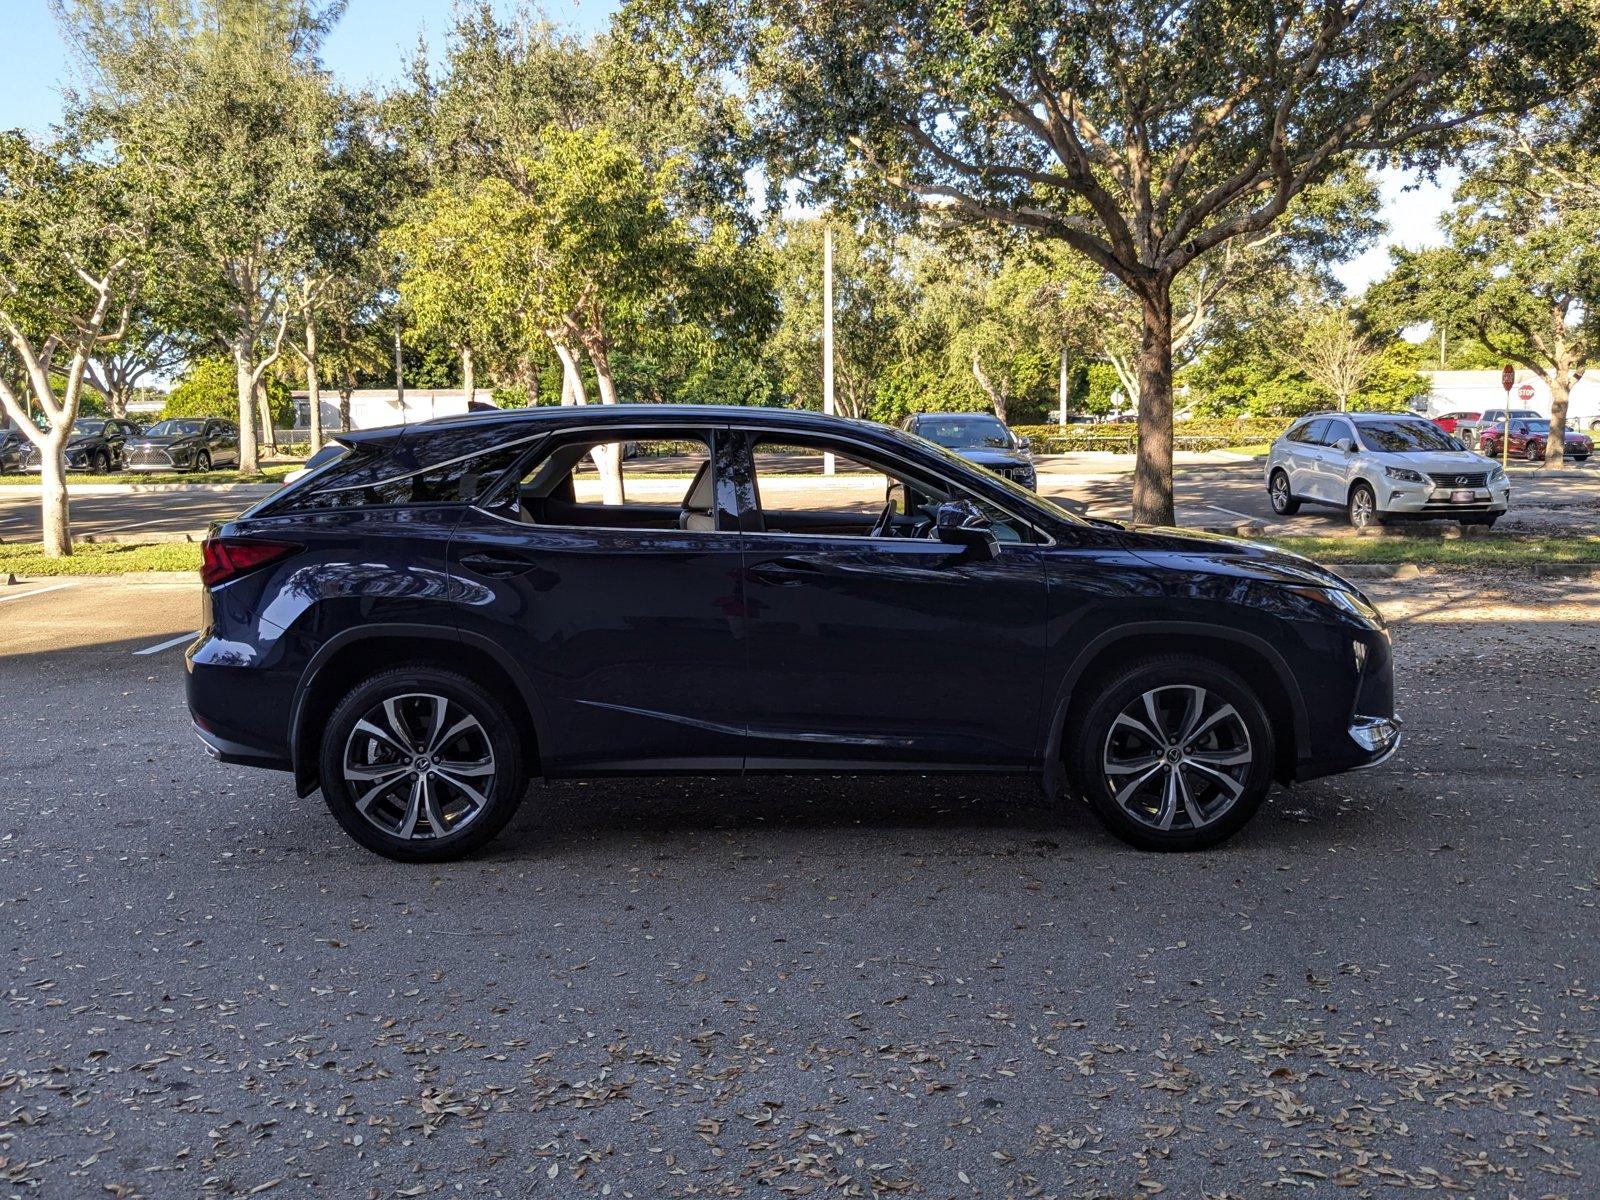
[318,667,527,861]
[1458,430,1477,450]
[1268,469,1301,515]
[1068,655,1275,851]
[1347,482,1382,530]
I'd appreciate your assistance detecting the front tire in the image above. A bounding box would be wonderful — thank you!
[90,449,110,473]
[1268,469,1301,515]
[194,450,212,473]
[1068,656,1275,851]
[1525,441,1542,462]
[318,667,527,861]
[1347,482,1382,530]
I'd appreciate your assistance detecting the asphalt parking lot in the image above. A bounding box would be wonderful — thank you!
[1,572,1596,1197]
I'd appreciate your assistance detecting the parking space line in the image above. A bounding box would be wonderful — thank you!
[1206,505,1261,521]
[133,631,199,656]
[0,581,76,605]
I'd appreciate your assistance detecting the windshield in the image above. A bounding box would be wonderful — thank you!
[146,419,206,437]
[883,425,1087,527]
[75,421,106,436]
[1357,420,1463,453]
[1521,420,1552,434]
[914,416,1014,450]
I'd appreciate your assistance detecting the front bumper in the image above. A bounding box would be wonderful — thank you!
[1348,714,1403,767]
[1379,480,1509,516]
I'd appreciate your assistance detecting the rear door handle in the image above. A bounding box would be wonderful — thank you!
[460,550,538,577]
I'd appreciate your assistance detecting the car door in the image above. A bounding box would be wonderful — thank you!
[1281,419,1328,499]
[732,428,1048,769]
[1317,418,1358,500]
[208,421,238,466]
[448,424,751,773]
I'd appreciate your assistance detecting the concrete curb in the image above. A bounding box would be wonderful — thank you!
[5,570,196,586]
[1335,562,1600,581]
[0,481,280,497]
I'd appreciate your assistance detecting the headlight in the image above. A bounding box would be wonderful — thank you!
[1282,585,1385,629]
[1384,466,1426,483]
[1488,465,1506,484]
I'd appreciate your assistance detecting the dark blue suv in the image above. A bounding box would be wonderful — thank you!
[188,405,1400,860]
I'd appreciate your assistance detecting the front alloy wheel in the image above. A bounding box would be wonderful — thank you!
[1070,656,1275,850]
[1347,483,1380,530]
[320,667,526,860]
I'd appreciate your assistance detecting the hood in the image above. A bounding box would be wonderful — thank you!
[1123,524,1361,592]
[956,446,1032,469]
[130,433,200,447]
[1370,450,1498,474]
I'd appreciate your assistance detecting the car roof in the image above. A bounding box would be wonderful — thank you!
[909,412,1002,421]
[336,404,906,446]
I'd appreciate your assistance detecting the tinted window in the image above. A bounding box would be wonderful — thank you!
[285,426,540,511]
[511,434,715,530]
[1357,420,1462,453]
[1295,419,1332,445]
[147,420,206,437]
[910,416,1013,450]
[77,421,106,436]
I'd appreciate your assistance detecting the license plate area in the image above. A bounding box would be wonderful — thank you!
[1449,488,1489,503]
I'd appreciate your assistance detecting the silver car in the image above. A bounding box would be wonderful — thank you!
[1266,412,1510,530]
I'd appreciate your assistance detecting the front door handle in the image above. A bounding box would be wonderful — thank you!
[746,557,827,586]
[460,550,538,578]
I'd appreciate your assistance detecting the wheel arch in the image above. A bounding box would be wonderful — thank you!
[1044,622,1310,783]
[288,624,547,797]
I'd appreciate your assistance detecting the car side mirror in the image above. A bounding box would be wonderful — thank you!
[1016,435,1032,453]
[1334,437,1355,454]
[934,500,1000,561]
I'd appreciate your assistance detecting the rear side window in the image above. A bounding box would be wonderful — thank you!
[274,426,542,512]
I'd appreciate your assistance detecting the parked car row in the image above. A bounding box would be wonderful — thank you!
[1265,411,1510,529]
[1430,408,1595,460]
[0,418,240,473]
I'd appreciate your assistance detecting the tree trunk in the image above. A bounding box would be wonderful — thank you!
[38,433,72,557]
[1546,373,1571,469]
[970,353,1009,423]
[1131,286,1176,527]
[585,340,625,505]
[304,311,324,455]
[255,381,277,455]
[338,386,352,431]
[109,387,129,419]
[233,334,260,474]
[461,343,475,401]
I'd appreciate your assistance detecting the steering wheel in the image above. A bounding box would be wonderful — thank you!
[868,498,899,538]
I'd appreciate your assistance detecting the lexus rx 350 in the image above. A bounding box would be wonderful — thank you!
[188,406,1401,861]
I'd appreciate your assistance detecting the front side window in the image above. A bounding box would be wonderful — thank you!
[746,435,1034,544]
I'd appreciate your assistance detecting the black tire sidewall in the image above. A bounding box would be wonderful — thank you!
[318,667,527,861]
[1348,483,1379,528]
[1070,656,1276,851]
[196,451,211,472]
[1269,470,1298,514]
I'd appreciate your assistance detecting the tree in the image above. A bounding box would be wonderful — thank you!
[84,303,197,418]
[1292,306,1382,412]
[0,132,144,556]
[1369,143,1600,466]
[58,0,350,472]
[630,0,1598,522]
[163,355,291,425]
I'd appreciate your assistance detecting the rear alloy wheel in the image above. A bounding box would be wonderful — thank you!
[1525,441,1542,462]
[1458,430,1477,450]
[1347,482,1382,530]
[1069,656,1274,850]
[1268,470,1300,515]
[319,667,526,861]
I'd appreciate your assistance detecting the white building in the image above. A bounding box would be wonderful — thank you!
[291,388,498,432]
[1419,370,1600,431]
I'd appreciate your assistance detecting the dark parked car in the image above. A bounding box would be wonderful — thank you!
[23,417,142,472]
[125,418,240,472]
[902,412,1037,489]
[0,426,30,472]
[187,406,1401,861]
[1476,418,1593,463]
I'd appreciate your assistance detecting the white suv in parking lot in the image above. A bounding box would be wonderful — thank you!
[1266,412,1510,530]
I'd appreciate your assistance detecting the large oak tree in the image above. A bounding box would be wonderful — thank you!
[629,0,1597,523]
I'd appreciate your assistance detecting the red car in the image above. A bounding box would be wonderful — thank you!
[1477,419,1593,463]
[1432,411,1480,438]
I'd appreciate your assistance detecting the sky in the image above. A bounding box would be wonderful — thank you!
[0,0,1453,295]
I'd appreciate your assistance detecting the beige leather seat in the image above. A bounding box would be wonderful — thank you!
[680,461,715,531]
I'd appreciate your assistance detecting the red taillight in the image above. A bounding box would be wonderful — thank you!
[200,537,302,588]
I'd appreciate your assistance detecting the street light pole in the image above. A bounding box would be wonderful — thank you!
[1058,346,1068,429]
[822,223,836,476]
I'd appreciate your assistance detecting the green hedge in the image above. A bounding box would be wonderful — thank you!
[1013,418,1291,453]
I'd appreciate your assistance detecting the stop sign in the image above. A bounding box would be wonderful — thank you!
[1517,382,1536,403]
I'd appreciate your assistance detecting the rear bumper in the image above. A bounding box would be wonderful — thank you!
[192,719,292,771]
